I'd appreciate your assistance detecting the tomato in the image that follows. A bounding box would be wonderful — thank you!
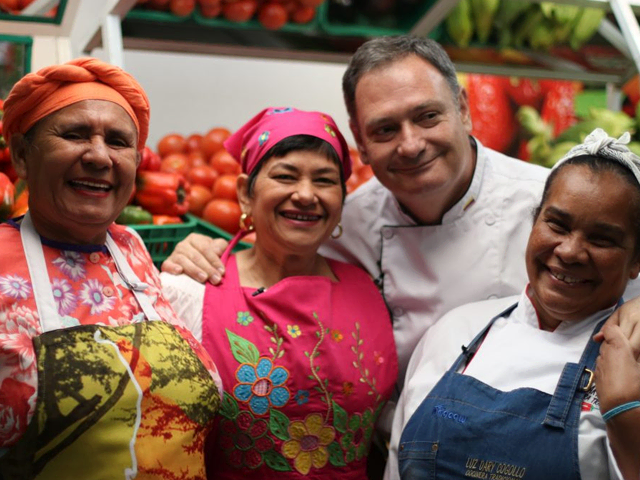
[199,2,221,17]
[153,215,183,225]
[149,0,171,9]
[201,127,231,158]
[187,164,219,189]
[212,174,238,201]
[187,184,214,217]
[222,0,257,22]
[170,0,195,15]
[160,153,190,175]
[291,5,314,23]
[0,0,19,12]
[210,149,241,175]
[258,3,288,30]
[202,199,242,235]
[157,133,187,157]
[188,151,207,167]
[185,133,203,153]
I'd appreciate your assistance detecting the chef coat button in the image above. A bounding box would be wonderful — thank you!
[382,227,394,239]
[89,252,101,263]
[103,286,114,297]
[485,215,496,226]
[392,307,404,317]
[487,294,498,299]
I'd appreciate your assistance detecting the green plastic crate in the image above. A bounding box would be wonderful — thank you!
[317,0,441,38]
[191,215,253,252]
[130,215,198,268]
[126,7,195,23]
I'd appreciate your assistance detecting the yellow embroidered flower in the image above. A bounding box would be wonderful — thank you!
[330,329,343,342]
[287,325,301,338]
[281,413,335,474]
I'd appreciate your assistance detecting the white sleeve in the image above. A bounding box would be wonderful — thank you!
[160,272,206,342]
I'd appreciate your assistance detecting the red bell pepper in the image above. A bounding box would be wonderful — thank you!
[138,146,162,172]
[0,172,15,222]
[135,171,189,216]
[540,81,577,138]
[152,215,183,225]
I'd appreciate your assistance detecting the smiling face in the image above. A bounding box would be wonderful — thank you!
[350,55,474,222]
[238,149,343,257]
[12,99,139,244]
[525,165,640,330]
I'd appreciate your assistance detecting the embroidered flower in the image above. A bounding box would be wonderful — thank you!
[282,413,335,475]
[287,325,301,338]
[0,275,32,300]
[79,279,115,315]
[330,329,343,342]
[233,357,290,415]
[374,351,385,366]
[295,390,309,406]
[51,277,77,317]
[219,411,274,469]
[237,311,254,326]
[52,251,86,281]
[342,381,354,397]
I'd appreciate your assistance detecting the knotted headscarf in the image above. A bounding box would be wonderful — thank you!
[224,107,352,179]
[554,128,640,185]
[3,57,150,150]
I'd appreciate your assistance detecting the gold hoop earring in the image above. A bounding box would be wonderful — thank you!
[331,223,343,239]
[239,212,254,232]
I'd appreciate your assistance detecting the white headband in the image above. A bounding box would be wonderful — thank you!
[553,128,640,186]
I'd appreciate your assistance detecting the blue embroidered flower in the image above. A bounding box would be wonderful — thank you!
[233,357,290,415]
[237,311,254,326]
[258,131,270,146]
[295,390,309,405]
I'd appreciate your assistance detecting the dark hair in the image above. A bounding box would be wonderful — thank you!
[342,35,461,121]
[246,134,346,200]
[533,155,640,255]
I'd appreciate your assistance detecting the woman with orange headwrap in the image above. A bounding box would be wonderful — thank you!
[0,58,222,479]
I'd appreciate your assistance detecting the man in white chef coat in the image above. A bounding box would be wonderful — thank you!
[162,35,550,383]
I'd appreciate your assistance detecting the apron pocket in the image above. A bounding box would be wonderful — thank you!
[398,441,438,480]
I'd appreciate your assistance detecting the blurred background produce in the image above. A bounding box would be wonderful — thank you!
[446,0,605,51]
[133,0,323,29]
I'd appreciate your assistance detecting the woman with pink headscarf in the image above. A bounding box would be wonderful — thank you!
[162,107,398,479]
[0,58,222,479]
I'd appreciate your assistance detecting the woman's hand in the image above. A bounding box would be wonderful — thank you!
[595,298,640,360]
[595,322,640,480]
[161,233,228,284]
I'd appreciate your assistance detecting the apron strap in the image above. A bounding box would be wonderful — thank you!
[451,302,518,373]
[20,212,63,332]
[543,316,608,429]
[106,234,161,322]
[218,229,251,286]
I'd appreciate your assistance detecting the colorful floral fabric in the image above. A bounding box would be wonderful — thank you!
[0,221,222,478]
[201,255,398,479]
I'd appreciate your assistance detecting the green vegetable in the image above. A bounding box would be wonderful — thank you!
[446,0,474,48]
[116,205,153,225]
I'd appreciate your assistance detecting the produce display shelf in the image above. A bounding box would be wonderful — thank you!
[317,0,441,38]
[130,214,252,268]
[125,8,193,24]
[192,8,321,34]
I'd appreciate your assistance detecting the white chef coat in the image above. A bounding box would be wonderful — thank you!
[321,138,550,383]
[385,290,624,480]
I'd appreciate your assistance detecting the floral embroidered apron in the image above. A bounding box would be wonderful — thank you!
[0,213,221,480]
[200,240,397,479]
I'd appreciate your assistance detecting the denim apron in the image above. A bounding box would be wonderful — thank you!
[398,303,604,480]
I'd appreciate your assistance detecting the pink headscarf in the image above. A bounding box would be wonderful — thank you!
[223,107,352,179]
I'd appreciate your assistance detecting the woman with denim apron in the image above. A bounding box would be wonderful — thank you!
[0,58,222,479]
[387,129,640,480]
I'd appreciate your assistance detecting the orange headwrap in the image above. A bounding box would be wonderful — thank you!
[3,57,150,150]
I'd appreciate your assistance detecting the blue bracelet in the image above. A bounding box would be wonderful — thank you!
[602,401,640,422]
